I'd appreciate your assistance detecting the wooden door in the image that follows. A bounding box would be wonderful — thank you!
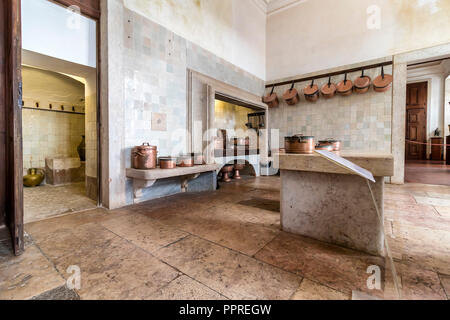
[406,82,427,161]
[1,0,23,255]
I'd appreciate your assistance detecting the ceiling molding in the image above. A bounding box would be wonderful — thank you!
[252,0,306,15]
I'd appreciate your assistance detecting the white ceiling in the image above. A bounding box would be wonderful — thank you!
[253,0,306,15]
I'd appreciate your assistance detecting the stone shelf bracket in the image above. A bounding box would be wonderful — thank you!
[126,164,219,202]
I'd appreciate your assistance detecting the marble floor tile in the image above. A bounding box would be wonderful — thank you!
[24,182,97,223]
[414,196,450,207]
[154,235,302,300]
[439,274,450,299]
[100,213,188,253]
[145,275,227,300]
[254,231,384,295]
[291,279,350,300]
[0,245,65,300]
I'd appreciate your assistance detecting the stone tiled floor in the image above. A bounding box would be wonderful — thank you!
[405,161,450,186]
[24,182,97,223]
[1,176,449,300]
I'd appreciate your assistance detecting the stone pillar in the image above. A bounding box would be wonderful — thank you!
[391,60,407,184]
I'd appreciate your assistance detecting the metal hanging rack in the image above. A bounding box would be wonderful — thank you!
[265,61,393,89]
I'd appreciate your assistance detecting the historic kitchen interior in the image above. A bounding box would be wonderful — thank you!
[1,0,450,301]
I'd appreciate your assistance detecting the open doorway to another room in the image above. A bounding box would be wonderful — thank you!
[405,58,450,186]
[214,95,265,183]
[21,0,99,223]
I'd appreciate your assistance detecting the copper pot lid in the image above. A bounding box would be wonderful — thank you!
[321,77,337,97]
[263,86,278,103]
[373,66,393,91]
[354,70,371,89]
[283,84,299,100]
[136,143,157,151]
[319,139,340,143]
[286,135,314,141]
[336,73,353,94]
[159,156,177,161]
[304,80,319,95]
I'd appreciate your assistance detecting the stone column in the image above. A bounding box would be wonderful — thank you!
[391,60,407,184]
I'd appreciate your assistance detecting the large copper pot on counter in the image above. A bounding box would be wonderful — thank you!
[285,135,315,154]
[132,143,157,169]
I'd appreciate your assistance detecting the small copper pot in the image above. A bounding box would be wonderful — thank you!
[318,139,341,151]
[192,153,206,165]
[132,143,157,169]
[315,144,333,151]
[159,157,177,169]
[285,135,315,154]
[178,154,194,167]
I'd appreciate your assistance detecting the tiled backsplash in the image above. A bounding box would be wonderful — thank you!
[267,67,393,153]
[22,109,85,170]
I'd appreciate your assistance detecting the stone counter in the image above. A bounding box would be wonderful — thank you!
[279,152,394,256]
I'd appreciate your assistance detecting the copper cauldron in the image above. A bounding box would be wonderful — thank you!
[132,143,157,169]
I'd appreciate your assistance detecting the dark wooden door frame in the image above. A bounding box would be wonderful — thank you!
[3,0,24,255]
[1,0,101,255]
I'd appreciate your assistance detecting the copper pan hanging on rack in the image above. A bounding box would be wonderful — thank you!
[263,85,279,108]
[354,69,371,94]
[283,82,300,105]
[304,80,319,102]
[321,76,337,98]
[336,73,353,96]
[373,66,393,92]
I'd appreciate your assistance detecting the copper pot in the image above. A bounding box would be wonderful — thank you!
[132,143,157,169]
[318,139,341,151]
[263,86,279,108]
[159,157,177,169]
[354,70,371,94]
[283,83,300,105]
[336,73,353,96]
[321,77,337,98]
[373,66,393,93]
[304,80,319,102]
[192,153,205,165]
[285,135,315,154]
[315,144,334,151]
[178,154,194,167]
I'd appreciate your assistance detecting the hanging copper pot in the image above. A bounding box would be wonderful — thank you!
[304,80,319,102]
[321,77,337,98]
[263,85,279,108]
[283,82,300,105]
[354,69,371,94]
[336,73,353,96]
[373,66,393,93]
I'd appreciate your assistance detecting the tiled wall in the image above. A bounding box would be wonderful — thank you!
[214,100,253,138]
[22,109,85,170]
[110,7,266,206]
[267,66,393,153]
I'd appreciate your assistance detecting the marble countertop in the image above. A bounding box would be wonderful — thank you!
[278,152,394,177]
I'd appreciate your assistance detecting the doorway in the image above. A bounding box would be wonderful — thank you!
[404,60,450,186]
[405,82,427,161]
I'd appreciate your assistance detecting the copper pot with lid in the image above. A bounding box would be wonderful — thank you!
[304,80,319,102]
[263,86,279,108]
[285,135,315,154]
[373,66,393,93]
[132,143,157,169]
[321,77,337,98]
[178,154,194,167]
[283,82,300,105]
[354,70,371,94]
[336,73,353,96]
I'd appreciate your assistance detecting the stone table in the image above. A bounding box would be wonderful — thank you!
[279,152,394,256]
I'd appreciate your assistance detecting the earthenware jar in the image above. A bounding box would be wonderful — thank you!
[23,168,45,187]
[221,165,233,182]
[233,163,245,180]
[77,135,86,161]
